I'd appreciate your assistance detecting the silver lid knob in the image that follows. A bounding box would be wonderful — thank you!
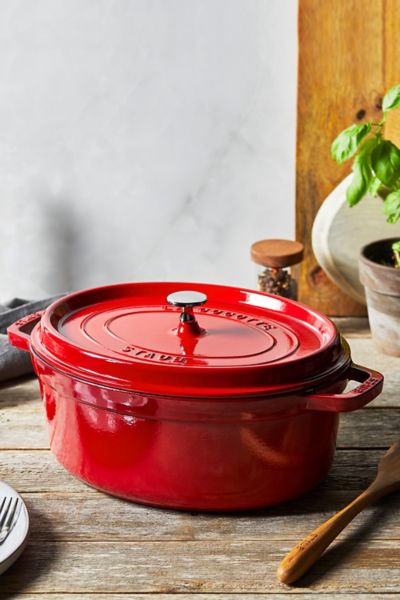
[167,290,207,324]
[167,290,207,308]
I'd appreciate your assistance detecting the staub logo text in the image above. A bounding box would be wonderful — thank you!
[198,307,277,332]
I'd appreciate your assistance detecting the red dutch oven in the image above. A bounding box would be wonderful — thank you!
[8,282,383,511]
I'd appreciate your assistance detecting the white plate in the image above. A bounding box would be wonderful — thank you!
[312,174,400,304]
[0,481,29,575]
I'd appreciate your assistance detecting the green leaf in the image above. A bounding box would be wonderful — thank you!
[345,137,379,207]
[371,140,400,186]
[383,190,400,223]
[392,240,400,252]
[393,241,400,268]
[368,176,382,197]
[346,154,373,207]
[331,123,371,164]
[382,84,400,112]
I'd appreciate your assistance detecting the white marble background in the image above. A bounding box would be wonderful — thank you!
[0,0,297,301]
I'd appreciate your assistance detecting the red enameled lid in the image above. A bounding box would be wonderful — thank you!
[30,282,349,397]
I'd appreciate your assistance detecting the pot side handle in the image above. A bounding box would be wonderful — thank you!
[7,311,44,352]
[304,364,383,413]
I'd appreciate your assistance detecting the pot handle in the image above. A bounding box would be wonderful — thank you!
[7,311,44,352]
[304,364,383,413]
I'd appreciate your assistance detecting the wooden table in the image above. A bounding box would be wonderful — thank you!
[1,319,400,598]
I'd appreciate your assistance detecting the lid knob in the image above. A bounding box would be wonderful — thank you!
[167,290,207,323]
[167,290,207,343]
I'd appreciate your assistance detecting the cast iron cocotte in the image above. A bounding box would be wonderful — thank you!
[8,282,383,511]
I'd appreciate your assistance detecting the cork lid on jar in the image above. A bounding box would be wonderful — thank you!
[251,239,304,269]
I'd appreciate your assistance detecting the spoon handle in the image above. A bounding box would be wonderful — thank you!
[277,486,382,585]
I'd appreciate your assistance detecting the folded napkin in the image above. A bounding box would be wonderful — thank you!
[0,296,64,382]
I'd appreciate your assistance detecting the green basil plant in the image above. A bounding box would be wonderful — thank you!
[331,84,400,267]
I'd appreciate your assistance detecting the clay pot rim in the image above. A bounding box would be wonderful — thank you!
[359,238,400,273]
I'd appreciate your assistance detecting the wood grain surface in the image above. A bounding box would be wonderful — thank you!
[0,323,399,596]
[384,0,400,146]
[296,0,400,316]
[10,596,399,600]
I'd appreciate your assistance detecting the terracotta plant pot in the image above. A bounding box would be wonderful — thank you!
[359,238,400,356]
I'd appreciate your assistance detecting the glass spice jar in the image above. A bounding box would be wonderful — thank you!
[250,239,304,300]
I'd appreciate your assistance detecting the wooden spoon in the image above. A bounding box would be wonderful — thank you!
[277,441,400,585]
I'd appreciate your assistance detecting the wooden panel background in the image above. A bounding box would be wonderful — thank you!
[297,0,400,316]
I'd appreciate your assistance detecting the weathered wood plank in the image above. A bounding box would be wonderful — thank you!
[0,450,87,493]
[0,376,47,448]
[384,0,400,147]
[0,449,383,495]
[1,404,397,451]
[9,596,398,599]
[337,409,400,448]
[0,404,48,449]
[8,588,400,600]
[0,376,38,404]
[1,334,398,455]
[2,539,400,594]
[1,379,399,450]
[20,490,400,543]
[297,0,383,316]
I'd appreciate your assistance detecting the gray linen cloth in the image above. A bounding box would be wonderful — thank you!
[0,296,64,382]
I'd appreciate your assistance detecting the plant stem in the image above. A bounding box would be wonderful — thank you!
[394,250,400,268]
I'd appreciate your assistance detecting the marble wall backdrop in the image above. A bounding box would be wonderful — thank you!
[0,0,297,301]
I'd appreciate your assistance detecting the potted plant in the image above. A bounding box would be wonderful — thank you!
[331,84,400,355]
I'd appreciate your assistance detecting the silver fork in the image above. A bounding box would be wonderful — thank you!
[0,497,20,545]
